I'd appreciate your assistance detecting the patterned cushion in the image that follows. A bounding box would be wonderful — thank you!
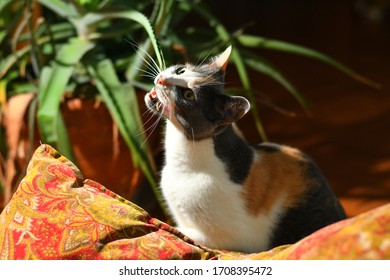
[0,145,389,259]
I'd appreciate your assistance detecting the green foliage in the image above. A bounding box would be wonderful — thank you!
[38,38,95,161]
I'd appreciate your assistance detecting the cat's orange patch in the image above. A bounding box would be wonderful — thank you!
[242,146,311,216]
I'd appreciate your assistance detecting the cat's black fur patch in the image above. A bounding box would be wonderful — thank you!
[269,156,346,248]
[213,125,254,184]
[173,85,228,141]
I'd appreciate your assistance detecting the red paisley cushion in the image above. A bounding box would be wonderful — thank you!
[0,145,389,259]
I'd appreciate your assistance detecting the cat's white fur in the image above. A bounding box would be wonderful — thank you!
[161,121,286,253]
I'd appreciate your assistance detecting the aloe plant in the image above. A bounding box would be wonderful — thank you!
[0,0,168,209]
[0,0,376,211]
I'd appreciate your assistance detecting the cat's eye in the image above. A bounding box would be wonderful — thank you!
[175,67,186,75]
[183,89,195,101]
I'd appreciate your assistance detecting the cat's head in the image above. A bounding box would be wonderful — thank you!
[144,46,250,140]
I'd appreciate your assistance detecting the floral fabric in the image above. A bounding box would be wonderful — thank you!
[0,145,389,260]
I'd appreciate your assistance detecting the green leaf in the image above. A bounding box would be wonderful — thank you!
[0,26,76,79]
[77,0,100,11]
[125,39,155,81]
[0,0,13,13]
[0,30,6,44]
[124,0,174,79]
[37,38,94,159]
[9,82,37,95]
[153,0,175,37]
[243,51,309,109]
[87,59,165,211]
[39,62,74,162]
[27,96,38,159]
[77,10,165,69]
[37,0,79,18]
[56,112,76,162]
[89,59,143,159]
[231,48,268,141]
[238,34,381,89]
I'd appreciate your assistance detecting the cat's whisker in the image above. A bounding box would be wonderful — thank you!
[141,106,156,118]
[206,80,225,87]
[136,113,156,137]
[134,65,159,79]
[133,44,162,74]
[139,110,164,148]
[139,111,160,134]
[191,127,196,162]
[250,90,297,117]
[139,120,158,137]
[140,72,158,81]
[136,56,160,79]
[196,48,216,67]
[125,37,161,78]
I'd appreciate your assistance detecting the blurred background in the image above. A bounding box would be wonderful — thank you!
[1,0,389,219]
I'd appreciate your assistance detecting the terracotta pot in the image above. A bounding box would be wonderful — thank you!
[60,96,164,216]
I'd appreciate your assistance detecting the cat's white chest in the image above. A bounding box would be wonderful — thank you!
[160,122,280,253]
[161,123,237,225]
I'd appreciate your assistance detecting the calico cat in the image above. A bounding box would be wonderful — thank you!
[144,46,346,253]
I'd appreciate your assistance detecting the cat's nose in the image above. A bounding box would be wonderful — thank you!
[156,76,168,86]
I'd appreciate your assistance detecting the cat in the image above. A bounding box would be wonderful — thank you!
[144,46,346,253]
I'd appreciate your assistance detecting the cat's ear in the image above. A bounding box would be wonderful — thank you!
[222,96,251,124]
[210,46,232,72]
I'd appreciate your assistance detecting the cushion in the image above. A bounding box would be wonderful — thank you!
[0,145,389,259]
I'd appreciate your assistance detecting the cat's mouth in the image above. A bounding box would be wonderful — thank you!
[146,89,161,111]
[145,86,170,116]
